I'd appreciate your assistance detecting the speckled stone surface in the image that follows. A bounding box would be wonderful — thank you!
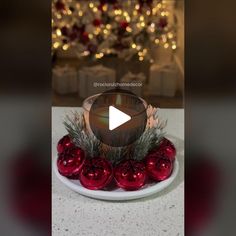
[52,107,184,236]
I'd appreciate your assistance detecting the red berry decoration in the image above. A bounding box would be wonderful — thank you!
[80,157,113,190]
[57,135,74,154]
[158,138,176,162]
[146,155,173,181]
[114,160,146,191]
[57,147,85,178]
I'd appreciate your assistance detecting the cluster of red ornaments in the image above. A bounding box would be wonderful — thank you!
[57,135,176,191]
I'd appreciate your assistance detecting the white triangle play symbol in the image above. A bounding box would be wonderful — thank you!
[109,106,131,131]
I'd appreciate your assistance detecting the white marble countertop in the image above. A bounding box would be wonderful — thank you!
[52,107,184,236]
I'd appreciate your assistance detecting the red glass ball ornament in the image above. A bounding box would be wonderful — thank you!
[159,17,168,28]
[98,4,104,11]
[55,1,65,11]
[57,135,74,154]
[158,138,176,162]
[93,19,102,27]
[57,147,85,178]
[146,155,173,181]
[79,157,113,190]
[120,21,129,30]
[114,160,146,191]
[81,32,89,44]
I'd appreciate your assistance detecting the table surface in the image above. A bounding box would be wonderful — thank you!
[52,107,184,236]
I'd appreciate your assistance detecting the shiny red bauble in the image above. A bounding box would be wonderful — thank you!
[93,19,101,27]
[81,32,89,44]
[159,17,168,28]
[57,147,85,178]
[120,21,129,30]
[79,157,113,190]
[55,1,65,11]
[157,138,176,162]
[114,160,146,191]
[146,155,173,181]
[57,135,74,154]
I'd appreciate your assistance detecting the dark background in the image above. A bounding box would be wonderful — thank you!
[0,0,236,235]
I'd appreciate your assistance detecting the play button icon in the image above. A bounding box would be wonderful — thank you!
[87,89,147,147]
[109,106,131,131]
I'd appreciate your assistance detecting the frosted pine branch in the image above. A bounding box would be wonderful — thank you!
[63,111,101,157]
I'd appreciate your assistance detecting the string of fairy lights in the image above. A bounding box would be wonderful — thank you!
[52,0,177,61]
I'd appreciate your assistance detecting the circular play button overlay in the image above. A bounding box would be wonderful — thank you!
[84,89,147,147]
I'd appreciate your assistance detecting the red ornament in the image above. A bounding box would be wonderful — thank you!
[57,135,74,154]
[81,32,89,44]
[114,160,146,190]
[146,155,173,181]
[93,19,102,27]
[158,138,176,162]
[57,147,85,178]
[120,21,129,30]
[98,4,104,11]
[55,1,65,11]
[159,17,168,28]
[80,157,113,190]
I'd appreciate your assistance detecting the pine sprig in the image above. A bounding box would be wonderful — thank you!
[103,145,129,165]
[130,108,167,161]
[63,111,101,157]
[132,128,164,161]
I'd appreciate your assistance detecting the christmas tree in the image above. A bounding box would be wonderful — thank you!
[52,0,177,61]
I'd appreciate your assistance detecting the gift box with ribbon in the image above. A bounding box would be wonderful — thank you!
[52,65,77,94]
[148,63,177,97]
[120,72,146,96]
[78,65,116,98]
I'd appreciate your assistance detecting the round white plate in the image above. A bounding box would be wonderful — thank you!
[53,157,179,201]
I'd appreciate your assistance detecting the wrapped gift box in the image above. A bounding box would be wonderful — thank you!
[78,65,116,98]
[52,65,77,94]
[148,63,177,97]
[120,72,146,96]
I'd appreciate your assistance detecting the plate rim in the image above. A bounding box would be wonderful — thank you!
[53,156,179,201]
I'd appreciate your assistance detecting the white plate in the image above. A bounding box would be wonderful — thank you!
[53,156,179,201]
